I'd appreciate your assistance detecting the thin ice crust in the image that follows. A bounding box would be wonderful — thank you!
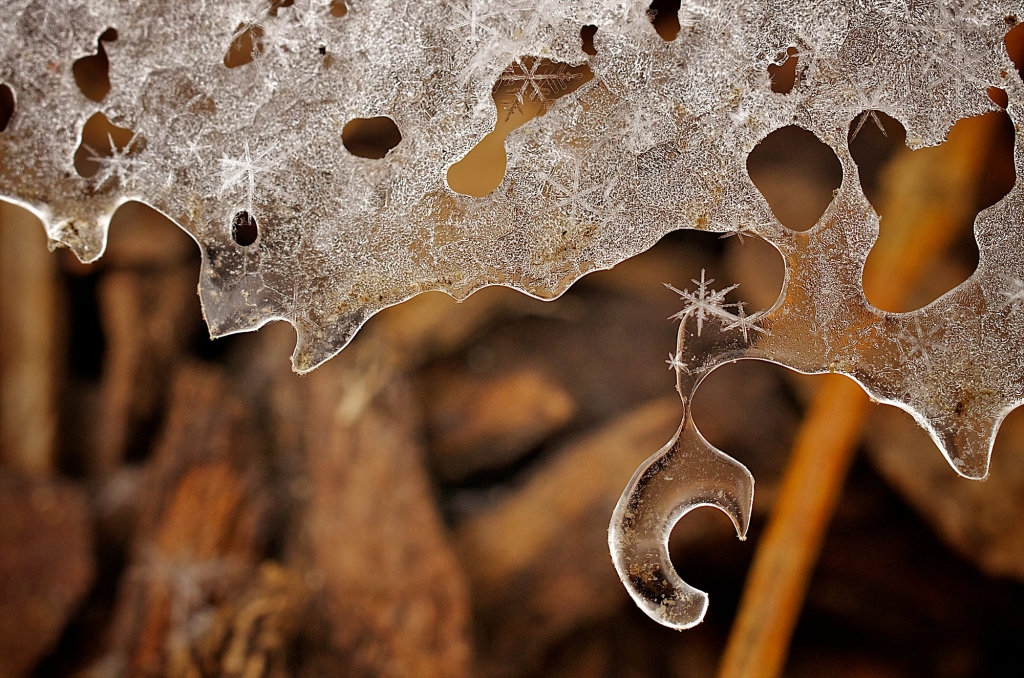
[3,0,1024,629]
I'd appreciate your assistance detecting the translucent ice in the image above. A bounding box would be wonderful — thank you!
[3,0,1024,629]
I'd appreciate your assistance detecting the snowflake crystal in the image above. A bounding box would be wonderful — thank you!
[86,133,148,190]
[1001,276,1024,316]
[666,349,688,373]
[896,314,944,369]
[667,270,739,337]
[722,302,770,343]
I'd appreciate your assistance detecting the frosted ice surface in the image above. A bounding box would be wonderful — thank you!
[3,0,1024,629]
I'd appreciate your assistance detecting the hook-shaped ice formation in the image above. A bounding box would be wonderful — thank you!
[609,412,754,629]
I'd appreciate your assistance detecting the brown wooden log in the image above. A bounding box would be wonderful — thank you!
[0,201,61,476]
[97,365,283,678]
[0,471,94,678]
[422,365,575,482]
[238,297,488,678]
[454,397,681,678]
[287,353,473,678]
[92,205,203,475]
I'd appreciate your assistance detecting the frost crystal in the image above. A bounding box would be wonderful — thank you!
[86,133,147,190]
[1001,276,1024,315]
[666,270,739,337]
[4,0,1024,632]
[218,141,279,213]
[498,58,583,109]
[666,350,688,373]
[896,314,944,369]
[722,302,770,343]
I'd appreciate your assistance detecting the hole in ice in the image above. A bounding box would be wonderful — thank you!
[667,503,749,596]
[846,109,903,207]
[723,230,786,315]
[746,126,842,232]
[988,86,1009,109]
[690,360,797,480]
[74,112,141,179]
[587,229,784,317]
[342,116,402,159]
[73,28,118,102]
[232,210,259,246]
[330,1,347,17]
[648,0,681,41]
[0,84,14,133]
[447,57,594,197]
[855,107,1014,313]
[489,57,593,123]
[581,25,598,56]
[768,47,798,94]
[658,233,782,359]
[225,23,263,68]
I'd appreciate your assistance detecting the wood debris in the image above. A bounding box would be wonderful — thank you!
[0,471,94,678]
[422,365,575,482]
[455,397,680,678]
[0,201,60,476]
[289,358,473,678]
[91,204,204,475]
[97,365,277,678]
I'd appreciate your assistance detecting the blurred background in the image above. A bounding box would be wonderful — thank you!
[5,6,1024,678]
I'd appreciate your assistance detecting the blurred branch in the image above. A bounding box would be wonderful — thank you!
[0,201,60,477]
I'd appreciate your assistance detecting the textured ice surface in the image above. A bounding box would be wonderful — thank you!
[3,0,1024,630]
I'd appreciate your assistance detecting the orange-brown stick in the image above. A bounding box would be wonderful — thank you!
[717,109,1000,678]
